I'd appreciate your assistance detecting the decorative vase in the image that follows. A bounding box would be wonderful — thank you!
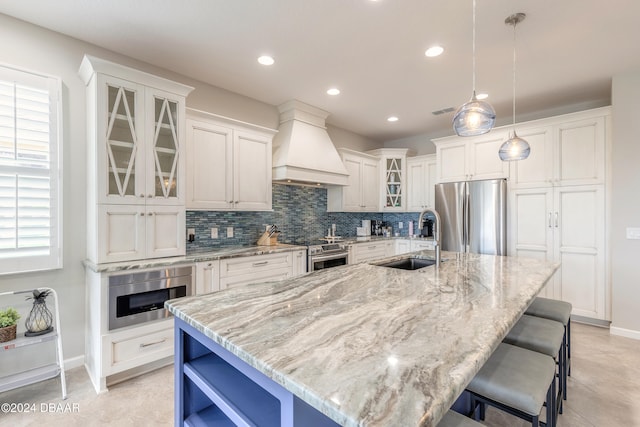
[25,289,54,337]
[0,324,17,343]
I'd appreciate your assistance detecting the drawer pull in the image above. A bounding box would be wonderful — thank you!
[253,261,269,267]
[139,338,167,348]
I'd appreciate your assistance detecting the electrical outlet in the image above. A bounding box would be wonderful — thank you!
[398,222,403,229]
[211,227,218,239]
[187,228,195,243]
[227,227,234,238]
[626,227,640,240]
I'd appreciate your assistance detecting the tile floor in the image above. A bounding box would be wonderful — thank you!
[1,322,639,426]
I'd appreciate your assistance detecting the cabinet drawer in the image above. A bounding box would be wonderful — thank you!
[107,323,174,374]
[220,268,292,290]
[220,253,292,278]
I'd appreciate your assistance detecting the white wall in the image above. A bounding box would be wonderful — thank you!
[327,124,381,152]
[0,13,378,365]
[610,71,640,339]
[384,134,436,156]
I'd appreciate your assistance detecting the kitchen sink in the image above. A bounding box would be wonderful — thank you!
[374,257,437,270]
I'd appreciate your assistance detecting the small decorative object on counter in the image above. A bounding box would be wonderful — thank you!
[24,289,54,336]
[0,307,20,343]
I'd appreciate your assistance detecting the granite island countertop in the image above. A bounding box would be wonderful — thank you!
[165,252,559,427]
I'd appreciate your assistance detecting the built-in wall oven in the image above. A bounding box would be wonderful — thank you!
[108,266,192,330]
[307,242,349,272]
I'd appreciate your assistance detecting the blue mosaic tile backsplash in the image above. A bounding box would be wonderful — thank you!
[186,183,427,252]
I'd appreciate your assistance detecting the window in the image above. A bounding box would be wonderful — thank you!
[0,65,62,274]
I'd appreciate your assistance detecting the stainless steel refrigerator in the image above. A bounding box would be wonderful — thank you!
[434,179,507,255]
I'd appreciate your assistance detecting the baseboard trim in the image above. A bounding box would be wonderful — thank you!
[610,326,640,341]
[63,355,85,371]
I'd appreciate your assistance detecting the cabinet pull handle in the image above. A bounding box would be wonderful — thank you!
[253,261,268,267]
[234,201,239,204]
[548,212,552,228]
[140,338,167,348]
[368,245,377,249]
[228,200,233,204]
[555,212,559,228]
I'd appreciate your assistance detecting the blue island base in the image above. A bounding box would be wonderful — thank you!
[174,318,341,427]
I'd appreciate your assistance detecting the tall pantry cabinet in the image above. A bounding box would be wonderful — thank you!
[508,107,610,321]
[79,56,194,264]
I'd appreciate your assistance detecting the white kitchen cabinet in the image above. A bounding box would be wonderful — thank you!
[349,241,393,264]
[80,55,193,264]
[510,109,609,189]
[434,130,509,183]
[195,260,221,294]
[411,240,435,251]
[509,185,607,320]
[219,252,295,289]
[367,148,410,211]
[292,249,307,276]
[407,154,437,211]
[394,239,411,255]
[97,204,185,263]
[185,110,275,211]
[84,264,194,393]
[327,149,379,212]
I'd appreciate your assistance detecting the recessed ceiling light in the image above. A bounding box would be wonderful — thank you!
[387,116,399,122]
[327,88,340,96]
[257,55,275,66]
[425,46,444,57]
[476,93,489,100]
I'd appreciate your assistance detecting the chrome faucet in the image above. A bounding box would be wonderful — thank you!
[418,208,441,265]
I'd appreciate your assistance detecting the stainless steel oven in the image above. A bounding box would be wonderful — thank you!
[307,242,349,272]
[108,266,192,330]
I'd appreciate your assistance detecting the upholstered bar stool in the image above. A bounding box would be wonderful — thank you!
[466,343,556,427]
[436,410,483,427]
[503,314,565,417]
[525,297,572,399]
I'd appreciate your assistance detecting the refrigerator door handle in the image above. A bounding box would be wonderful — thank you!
[555,212,559,228]
[548,212,552,228]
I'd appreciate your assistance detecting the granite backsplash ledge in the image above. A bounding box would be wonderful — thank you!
[186,183,428,252]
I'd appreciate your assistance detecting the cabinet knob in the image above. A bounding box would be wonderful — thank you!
[140,212,145,216]
[148,194,153,198]
[139,194,145,198]
[228,201,233,204]
[148,212,154,216]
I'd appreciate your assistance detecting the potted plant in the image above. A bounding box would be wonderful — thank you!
[0,307,20,343]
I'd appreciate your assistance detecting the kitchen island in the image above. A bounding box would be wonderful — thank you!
[166,251,558,426]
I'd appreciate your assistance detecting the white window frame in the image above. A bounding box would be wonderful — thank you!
[0,64,62,275]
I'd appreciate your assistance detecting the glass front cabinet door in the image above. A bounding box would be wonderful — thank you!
[99,76,185,205]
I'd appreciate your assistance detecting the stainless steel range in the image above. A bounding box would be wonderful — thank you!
[307,240,349,272]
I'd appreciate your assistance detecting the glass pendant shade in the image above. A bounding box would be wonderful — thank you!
[499,130,530,161]
[453,92,496,136]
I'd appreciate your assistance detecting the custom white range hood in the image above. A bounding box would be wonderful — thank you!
[272,100,348,186]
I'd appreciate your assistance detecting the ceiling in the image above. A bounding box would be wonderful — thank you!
[1,0,639,142]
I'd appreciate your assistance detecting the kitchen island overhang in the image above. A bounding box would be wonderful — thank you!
[166,251,559,426]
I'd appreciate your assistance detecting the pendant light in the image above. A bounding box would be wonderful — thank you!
[499,13,531,161]
[453,0,496,137]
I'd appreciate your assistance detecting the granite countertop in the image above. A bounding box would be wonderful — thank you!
[83,243,307,273]
[165,251,559,427]
[83,236,434,273]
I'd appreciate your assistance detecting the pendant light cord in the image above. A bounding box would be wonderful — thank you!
[512,18,517,128]
[472,0,476,94]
